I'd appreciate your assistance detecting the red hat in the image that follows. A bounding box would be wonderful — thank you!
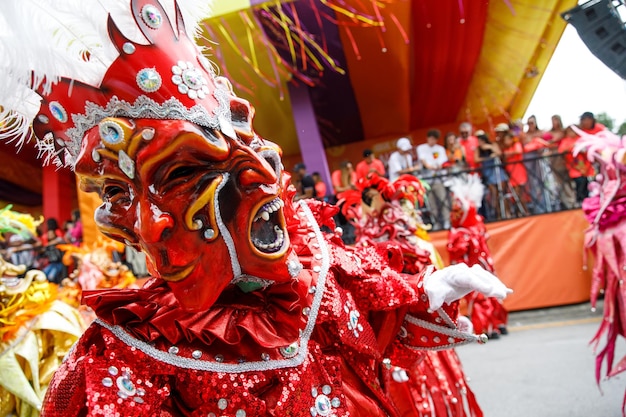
[1,0,242,169]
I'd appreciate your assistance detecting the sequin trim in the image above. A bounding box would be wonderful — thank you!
[64,85,230,167]
[402,312,480,351]
[93,201,329,373]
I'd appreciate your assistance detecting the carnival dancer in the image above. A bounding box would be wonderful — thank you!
[0,1,510,415]
[573,129,626,415]
[446,174,509,339]
[341,173,484,417]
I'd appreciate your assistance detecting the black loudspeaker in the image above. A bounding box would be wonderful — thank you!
[562,0,626,79]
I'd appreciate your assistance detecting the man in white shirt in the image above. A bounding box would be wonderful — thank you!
[417,129,450,230]
[388,137,419,182]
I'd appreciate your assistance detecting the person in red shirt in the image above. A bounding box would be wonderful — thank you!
[579,111,606,135]
[331,160,357,202]
[559,125,595,203]
[311,172,328,201]
[501,132,529,215]
[458,122,479,170]
[355,149,386,181]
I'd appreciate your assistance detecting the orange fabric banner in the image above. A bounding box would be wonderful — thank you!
[429,210,592,312]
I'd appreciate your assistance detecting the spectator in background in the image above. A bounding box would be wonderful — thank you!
[331,161,358,244]
[522,115,550,214]
[63,220,74,243]
[311,172,328,201]
[444,132,465,170]
[355,149,386,181]
[501,132,529,216]
[544,115,576,209]
[6,233,40,271]
[331,161,357,202]
[68,209,83,245]
[475,131,506,220]
[388,137,419,182]
[559,126,595,204]
[417,129,450,229]
[494,122,510,146]
[579,111,606,134]
[41,217,67,283]
[546,115,566,144]
[292,163,317,201]
[458,122,479,170]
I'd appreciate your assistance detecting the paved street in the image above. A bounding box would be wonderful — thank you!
[456,302,626,417]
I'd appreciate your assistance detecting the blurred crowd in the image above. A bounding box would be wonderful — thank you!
[0,208,149,283]
[292,111,605,231]
[0,210,82,283]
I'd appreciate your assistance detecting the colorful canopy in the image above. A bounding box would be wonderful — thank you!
[202,0,576,157]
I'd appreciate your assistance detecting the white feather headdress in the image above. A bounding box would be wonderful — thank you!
[0,0,212,165]
[446,173,485,208]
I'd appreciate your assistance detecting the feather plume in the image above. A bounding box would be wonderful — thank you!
[572,126,626,166]
[0,0,213,154]
[446,173,485,208]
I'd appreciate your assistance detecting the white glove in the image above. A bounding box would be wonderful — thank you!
[423,264,512,311]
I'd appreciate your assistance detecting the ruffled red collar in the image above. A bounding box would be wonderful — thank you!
[83,273,311,352]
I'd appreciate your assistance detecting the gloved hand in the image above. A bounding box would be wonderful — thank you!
[423,264,512,311]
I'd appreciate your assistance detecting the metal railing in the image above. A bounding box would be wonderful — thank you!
[413,151,588,231]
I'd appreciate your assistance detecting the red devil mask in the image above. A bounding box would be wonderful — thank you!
[30,0,297,311]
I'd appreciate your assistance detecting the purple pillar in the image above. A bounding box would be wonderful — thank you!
[287,82,332,190]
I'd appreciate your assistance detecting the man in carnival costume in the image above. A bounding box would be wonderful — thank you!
[341,173,486,417]
[446,175,509,339]
[0,1,510,415]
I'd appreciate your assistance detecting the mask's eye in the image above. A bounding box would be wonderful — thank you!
[102,185,125,200]
[167,166,197,182]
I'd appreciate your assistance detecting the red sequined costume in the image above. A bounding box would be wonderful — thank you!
[574,129,626,414]
[42,197,478,417]
[341,174,484,417]
[446,175,508,338]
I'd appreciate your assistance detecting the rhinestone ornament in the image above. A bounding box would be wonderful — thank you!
[136,68,162,93]
[218,398,228,410]
[91,149,101,162]
[37,114,49,124]
[141,128,155,140]
[171,61,210,100]
[116,375,136,397]
[280,341,299,358]
[141,4,163,29]
[122,42,136,54]
[118,150,135,179]
[99,120,124,145]
[49,101,68,123]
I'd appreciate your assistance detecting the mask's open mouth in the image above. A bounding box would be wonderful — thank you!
[250,197,287,254]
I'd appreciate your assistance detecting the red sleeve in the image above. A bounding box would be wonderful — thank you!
[373,160,386,176]
[355,161,368,181]
[446,229,469,264]
[331,170,341,188]
[41,340,89,416]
